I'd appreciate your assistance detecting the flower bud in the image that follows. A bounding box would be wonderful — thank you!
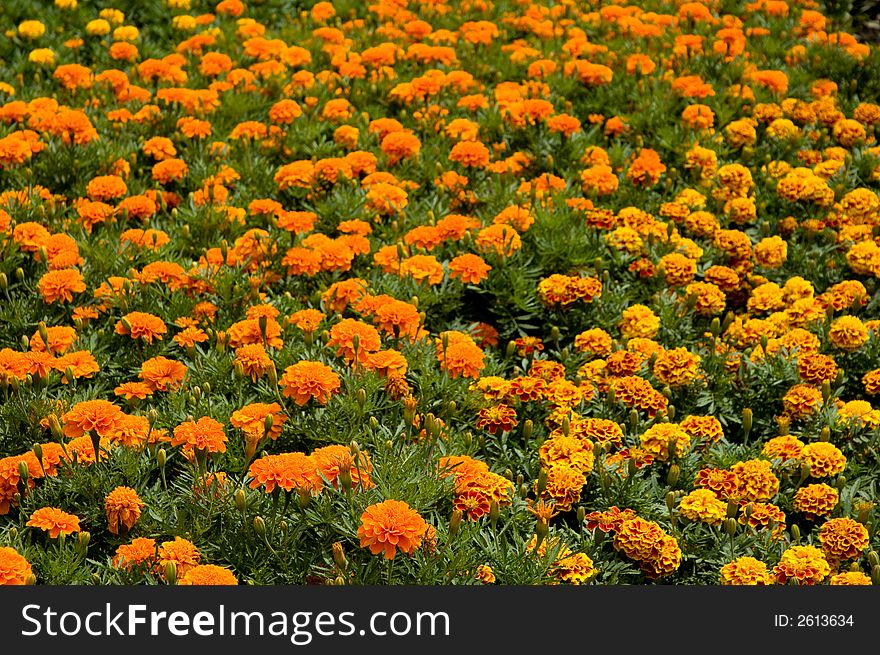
[164,561,178,585]
[489,501,500,528]
[666,491,676,513]
[790,524,800,543]
[369,416,379,431]
[819,426,830,442]
[607,386,616,406]
[561,414,570,437]
[76,531,91,557]
[836,475,846,491]
[0,272,6,291]
[262,414,274,437]
[38,321,49,348]
[667,464,681,487]
[335,575,346,586]
[26,574,37,585]
[872,565,880,586]
[157,448,167,470]
[723,518,737,536]
[332,542,347,570]
[253,516,267,537]
[234,489,246,512]
[32,443,43,464]
[522,419,533,440]
[505,340,516,358]
[535,519,549,549]
[267,362,278,387]
[821,380,831,403]
[298,489,311,509]
[726,500,738,519]
[798,461,811,484]
[536,468,548,496]
[742,408,753,439]
[48,414,63,440]
[867,551,879,568]
[17,460,29,484]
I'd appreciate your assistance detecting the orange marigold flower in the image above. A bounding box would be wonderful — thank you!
[801,442,846,478]
[114,382,154,400]
[115,312,167,344]
[171,416,227,454]
[230,402,287,443]
[139,356,187,391]
[112,537,158,571]
[158,537,200,578]
[38,269,86,304]
[357,499,428,560]
[449,140,490,168]
[247,452,322,494]
[86,175,128,201]
[104,486,144,535]
[476,404,518,434]
[279,361,341,405]
[27,507,81,538]
[773,545,829,585]
[311,444,375,490]
[328,318,381,362]
[61,399,124,438]
[234,343,273,381]
[180,564,238,585]
[0,547,33,585]
[720,557,773,585]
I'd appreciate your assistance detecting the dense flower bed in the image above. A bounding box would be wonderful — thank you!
[0,0,878,585]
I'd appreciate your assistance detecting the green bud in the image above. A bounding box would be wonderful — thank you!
[253,516,267,537]
[234,489,247,512]
[726,500,739,519]
[790,524,800,543]
[164,561,178,585]
[666,491,676,513]
[157,448,167,470]
[667,464,681,487]
[742,408,753,439]
[536,468,548,496]
[723,518,737,537]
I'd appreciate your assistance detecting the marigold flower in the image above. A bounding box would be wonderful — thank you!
[279,361,341,405]
[171,416,227,454]
[105,486,144,535]
[27,507,81,538]
[679,489,727,525]
[115,312,167,344]
[720,557,773,585]
[357,499,428,560]
[180,564,238,585]
[0,547,33,585]
[800,442,846,478]
[312,444,375,490]
[61,399,124,439]
[248,452,322,494]
[158,537,200,578]
[38,269,86,304]
[773,545,830,585]
[818,517,869,561]
[139,356,187,391]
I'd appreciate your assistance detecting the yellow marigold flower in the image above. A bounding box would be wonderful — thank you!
[828,316,869,352]
[773,545,830,585]
[653,348,701,387]
[18,20,46,39]
[800,442,846,478]
[730,459,779,501]
[720,557,773,585]
[818,517,869,561]
[679,489,726,526]
[639,423,691,462]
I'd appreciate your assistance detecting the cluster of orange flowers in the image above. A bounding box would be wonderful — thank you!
[1,0,878,586]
